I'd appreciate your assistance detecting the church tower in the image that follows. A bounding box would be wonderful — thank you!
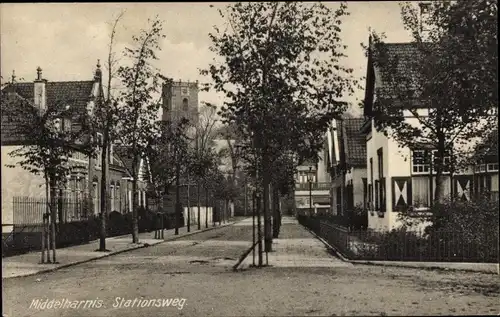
[161,80,199,123]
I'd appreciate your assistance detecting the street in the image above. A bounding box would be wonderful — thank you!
[2,220,499,317]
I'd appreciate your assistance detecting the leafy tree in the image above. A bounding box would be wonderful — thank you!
[91,10,125,252]
[365,1,497,203]
[189,102,219,229]
[145,118,190,215]
[115,16,167,243]
[2,85,93,263]
[202,2,356,251]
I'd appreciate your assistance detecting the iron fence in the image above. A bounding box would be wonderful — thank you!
[13,196,89,225]
[298,215,498,263]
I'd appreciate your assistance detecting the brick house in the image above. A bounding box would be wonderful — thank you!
[327,117,367,217]
[1,64,138,235]
[361,41,498,231]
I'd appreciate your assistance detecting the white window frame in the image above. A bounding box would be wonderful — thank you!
[412,150,430,175]
[411,149,450,175]
[475,164,487,173]
[487,163,499,172]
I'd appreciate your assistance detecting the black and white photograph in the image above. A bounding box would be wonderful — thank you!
[1,1,498,316]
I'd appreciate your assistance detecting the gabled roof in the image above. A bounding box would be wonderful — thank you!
[2,80,95,112]
[342,118,367,167]
[364,41,421,116]
[0,91,32,144]
[1,80,97,145]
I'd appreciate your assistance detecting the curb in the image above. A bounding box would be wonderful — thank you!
[299,223,499,275]
[348,260,500,275]
[3,220,239,280]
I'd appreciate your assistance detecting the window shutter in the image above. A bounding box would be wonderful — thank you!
[392,177,412,210]
[380,178,386,212]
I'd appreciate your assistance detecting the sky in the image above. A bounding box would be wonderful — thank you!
[0,2,412,117]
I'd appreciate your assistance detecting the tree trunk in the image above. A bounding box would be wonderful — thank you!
[272,185,280,238]
[205,187,209,228]
[131,158,139,243]
[99,131,109,251]
[256,192,263,266]
[187,177,191,232]
[197,182,201,230]
[175,160,181,235]
[49,177,57,263]
[41,175,49,263]
[262,156,272,252]
[434,136,446,204]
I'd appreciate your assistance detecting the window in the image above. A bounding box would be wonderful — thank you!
[475,164,487,173]
[487,163,499,172]
[182,98,189,112]
[412,150,430,174]
[377,148,383,179]
[432,150,450,173]
[412,177,430,208]
[362,178,367,210]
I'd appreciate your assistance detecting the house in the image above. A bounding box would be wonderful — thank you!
[361,41,498,231]
[327,117,367,217]
[112,146,150,214]
[1,63,134,236]
[294,151,331,215]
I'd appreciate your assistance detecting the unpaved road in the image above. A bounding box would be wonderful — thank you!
[3,221,499,316]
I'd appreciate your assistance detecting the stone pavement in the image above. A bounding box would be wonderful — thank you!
[2,221,236,279]
[239,216,353,269]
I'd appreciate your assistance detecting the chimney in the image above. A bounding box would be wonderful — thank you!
[34,67,47,111]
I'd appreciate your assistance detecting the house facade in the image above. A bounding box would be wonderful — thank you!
[1,64,146,234]
[294,151,331,215]
[361,41,498,231]
[327,117,367,217]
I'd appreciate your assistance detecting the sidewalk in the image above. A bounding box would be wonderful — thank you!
[2,221,235,279]
[238,217,499,274]
[239,216,352,269]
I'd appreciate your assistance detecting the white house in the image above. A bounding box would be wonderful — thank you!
[361,41,498,232]
[326,117,367,217]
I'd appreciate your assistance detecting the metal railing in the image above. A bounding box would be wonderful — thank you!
[298,215,498,263]
[13,196,89,225]
[295,182,331,191]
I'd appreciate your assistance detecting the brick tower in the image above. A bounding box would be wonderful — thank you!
[161,80,199,123]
